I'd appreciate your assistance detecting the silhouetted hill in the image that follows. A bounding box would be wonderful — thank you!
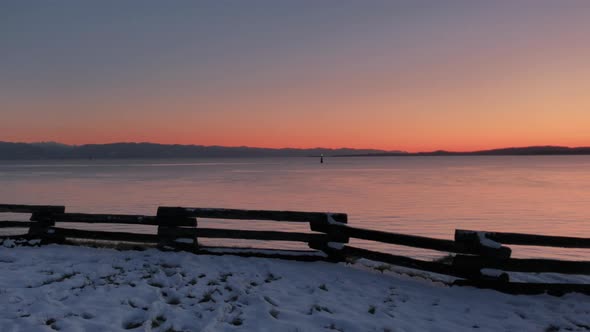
[2,142,588,160]
[0,142,399,160]
[336,146,590,157]
[465,146,590,155]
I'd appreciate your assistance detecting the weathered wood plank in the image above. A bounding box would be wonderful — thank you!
[197,228,328,242]
[28,209,58,237]
[158,207,347,224]
[455,230,512,259]
[157,226,197,238]
[457,229,590,248]
[157,223,197,251]
[51,227,159,243]
[325,224,475,254]
[157,217,197,227]
[324,244,471,279]
[453,255,590,275]
[48,213,195,227]
[0,204,64,214]
[452,280,590,296]
[0,221,34,228]
[156,207,191,218]
[51,213,160,225]
[196,246,328,262]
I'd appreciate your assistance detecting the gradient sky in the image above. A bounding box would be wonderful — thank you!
[1,1,589,151]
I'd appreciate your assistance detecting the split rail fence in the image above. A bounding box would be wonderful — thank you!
[1,204,588,295]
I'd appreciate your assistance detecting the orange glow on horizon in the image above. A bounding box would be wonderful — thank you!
[2,3,590,151]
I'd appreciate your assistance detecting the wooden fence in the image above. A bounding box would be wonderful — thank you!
[1,204,588,295]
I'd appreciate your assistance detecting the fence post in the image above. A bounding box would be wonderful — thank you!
[451,255,511,282]
[156,207,198,251]
[308,213,349,260]
[28,206,65,244]
[453,230,513,282]
[454,230,512,259]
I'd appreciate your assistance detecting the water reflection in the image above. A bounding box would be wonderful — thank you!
[1,156,589,260]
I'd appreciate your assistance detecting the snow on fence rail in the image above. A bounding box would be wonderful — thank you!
[0,203,589,295]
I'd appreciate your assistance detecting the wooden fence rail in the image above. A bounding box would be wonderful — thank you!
[1,204,588,295]
[456,229,590,248]
[0,204,65,214]
[52,213,160,225]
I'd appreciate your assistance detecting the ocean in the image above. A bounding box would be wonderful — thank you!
[1,156,589,260]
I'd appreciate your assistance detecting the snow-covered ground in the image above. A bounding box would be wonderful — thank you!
[0,243,589,332]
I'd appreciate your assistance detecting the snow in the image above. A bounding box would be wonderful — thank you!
[327,242,345,250]
[481,269,506,278]
[476,232,502,249]
[2,239,16,248]
[0,245,589,332]
[202,247,327,257]
[326,213,345,225]
[174,238,194,244]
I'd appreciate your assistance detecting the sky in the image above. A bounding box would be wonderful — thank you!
[1,1,589,152]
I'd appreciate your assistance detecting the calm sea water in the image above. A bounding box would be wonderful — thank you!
[1,156,589,260]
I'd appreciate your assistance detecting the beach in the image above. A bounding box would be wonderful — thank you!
[1,242,588,332]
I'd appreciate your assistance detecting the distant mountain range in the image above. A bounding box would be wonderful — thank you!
[336,146,590,157]
[0,142,400,160]
[0,142,588,160]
